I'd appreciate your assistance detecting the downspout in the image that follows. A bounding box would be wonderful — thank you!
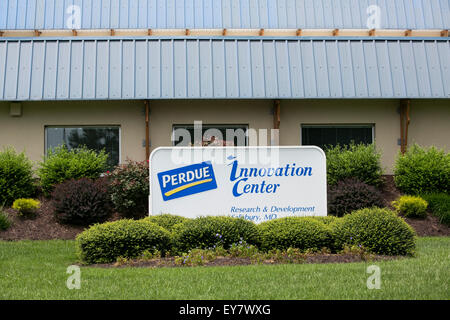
[400,100,411,154]
[144,100,150,160]
[272,100,281,146]
[405,100,410,151]
[273,100,281,130]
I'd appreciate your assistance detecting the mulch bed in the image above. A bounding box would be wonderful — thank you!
[0,197,85,241]
[0,196,122,241]
[89,253,398,269]
[1,175,449,241]
[379,175,450,237]
[403,215,450,237]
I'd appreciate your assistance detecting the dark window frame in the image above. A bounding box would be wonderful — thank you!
[172,124,249,147]
[300,124,375,150]
[44,125,122,167]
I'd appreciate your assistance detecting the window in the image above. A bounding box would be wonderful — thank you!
[45,126,120,169]
[301,125,374,150]
[172,124,249,146]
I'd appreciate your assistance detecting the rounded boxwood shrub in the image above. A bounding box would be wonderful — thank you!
[144,214,190,232]
[108,160,149,219]
[392,195,428,219]
[327,178,385,217]
[311,216,339,225]
[38,145,108,195]
[333,207,416,256]
[421,193,450,226]
[76,219,171,264]
[258,217,333,252]
[0,147,35,206]
[51,178,113,225]
[394,144,449,195]
[173,216,259,252]
[326,143,383,187]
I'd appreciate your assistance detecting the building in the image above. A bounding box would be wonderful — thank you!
[0,0,449,173]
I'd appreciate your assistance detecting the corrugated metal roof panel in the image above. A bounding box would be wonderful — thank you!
[0,37,449,101]
[0,0,449,30]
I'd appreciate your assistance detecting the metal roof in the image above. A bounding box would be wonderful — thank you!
[1,0,449,30]
[0,37,449,101]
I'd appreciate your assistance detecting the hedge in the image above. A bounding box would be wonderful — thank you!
[332,207,416,256]
[327,178,385,217]
[326,143,383,187]
[172,216,260,253]
[75,212,419,264]
[52,178,112,226]
[0,147,35,206]
[108,160,149,219]
[76,219,171,264]
[144,214,190,232]
[258,217,334,252]
[421,193,450,226]
[392,195,428,219]
[38,145,108,195]
[394,144,449,195]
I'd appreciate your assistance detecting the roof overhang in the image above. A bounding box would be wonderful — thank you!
[0,37,449,101]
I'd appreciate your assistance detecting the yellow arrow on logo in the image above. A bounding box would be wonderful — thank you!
[164,178,213,197]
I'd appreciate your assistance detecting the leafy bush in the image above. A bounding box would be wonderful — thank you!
[333,207,416,256]
[311,216,339,225]
[326,143,383,187]
[76,219,171,264]
[51,178,112,225]
[392,195,428,219]
[327,178,385,217]
[144,214,190,232]
[0,209,11,230]
[394,144,449,195]
[12,198,40,217]
[108,160,149,219]
[173,216,260,252]
[38,145,108,195]
[421,193,450,226]
[0,147,35,206]
[258,217,333,252]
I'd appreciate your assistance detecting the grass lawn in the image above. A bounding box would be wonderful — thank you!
[0,237,448,300]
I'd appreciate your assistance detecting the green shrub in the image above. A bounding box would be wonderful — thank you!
[392,195,428,219]
[311,216,339,225]
[144,214,190,232]
[38,145,108,195]
[0,147,35,206]
[333,207,416,256]
[108,160,149,219]
[12,198,40,217]
[258,217,333,252]
[76,219,171,264]
[0,209,11,230]
[421,193,450,226]
[394,144,449,195]
[326,143,383,187]
[173,216,259,252]
[327,178,385,216]
[51,178,112,225]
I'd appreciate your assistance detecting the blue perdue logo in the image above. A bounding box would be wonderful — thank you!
[157,161,217,201]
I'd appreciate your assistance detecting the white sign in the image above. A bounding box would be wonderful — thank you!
[149,146,327,223]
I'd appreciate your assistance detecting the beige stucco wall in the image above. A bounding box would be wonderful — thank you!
[0,100,146,167]
[280,99,401,174]
[0,99,448,174]
[407,100,450,150]
[148,100,274,150]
